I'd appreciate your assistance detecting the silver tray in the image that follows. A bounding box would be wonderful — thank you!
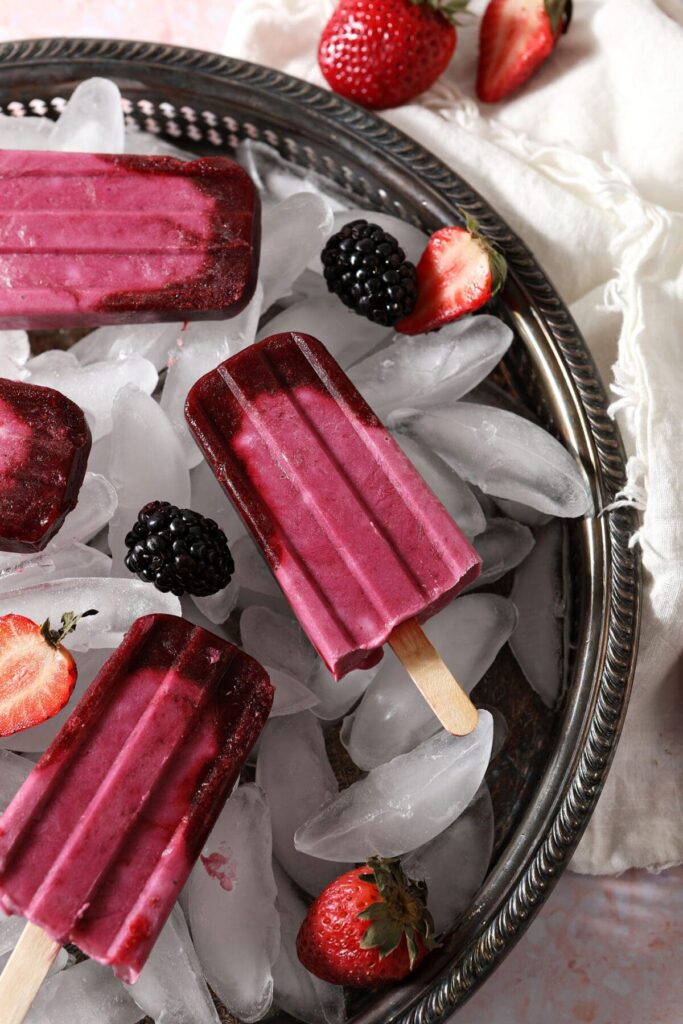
[0,38,641,1024]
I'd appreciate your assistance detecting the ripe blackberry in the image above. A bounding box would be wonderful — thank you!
[321,220,418,327]
[124,501,235,598]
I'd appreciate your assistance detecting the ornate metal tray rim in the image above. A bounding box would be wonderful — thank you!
[0,37,641,1024]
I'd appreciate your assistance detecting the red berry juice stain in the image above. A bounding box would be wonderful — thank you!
[200,849,237,892]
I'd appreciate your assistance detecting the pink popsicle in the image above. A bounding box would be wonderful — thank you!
[0,150,260,328]
[185,332,481,680]
[0,613,273,982]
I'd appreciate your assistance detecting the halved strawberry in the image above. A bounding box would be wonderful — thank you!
[0,610,96,736]
[396,217,507,335]
[477,0,572,104]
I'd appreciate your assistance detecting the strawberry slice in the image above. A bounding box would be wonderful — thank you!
[477,0,572,104]
[0,378,91,554]
[0,610,96,736]
[395,218,507,335]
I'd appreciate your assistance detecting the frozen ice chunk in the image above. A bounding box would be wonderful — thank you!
[0,113,54,150]
[391,402,593,517]
[0,331,29,365]
[0,544,111,594]
[510,522,567,707]
[350,316,513,415]
[402,785,494,935]
[257,714,350,896]
[108,386,191,575]
[237,139,351,211]
[495,496,553,527]
[307,659,375,721]
[191,581,239,627]
[393,433,486,537]
[189,784,279,1023]
[24,958,142,1024]
[342,595,516,769]
[259,297,391,369]
[260,194,334,310]
[272,861,345,1024]
[0,751,33,811]
[330,208,428,265]
[0,579,180,651]
[50,473,118,549]
[240,606,317,688]
[127,904,220,1024]
[296,711,493,860]
[464,517,535,590]
[50,77,125,153]
[28,355,158,442]
[190,459,247,543]
[124,128,194,160]
[0,648,111,753]
[71,322,183,370]
[0,353,27,381]
[268,669,320,717]
[161,288,263,467]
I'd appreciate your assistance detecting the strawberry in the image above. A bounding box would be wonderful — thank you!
[0,609,97,736]
[318,0,469,111]
[296,857,437,988]
[477,0,572,103]
[396,216,507,334]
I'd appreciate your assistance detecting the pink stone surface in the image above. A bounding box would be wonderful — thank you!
[0,3,678,1020]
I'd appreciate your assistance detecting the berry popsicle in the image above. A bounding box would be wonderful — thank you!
[186,332,481,734]
[0,150,260,328]
[0,613,273,1017]
[0,378,91,553]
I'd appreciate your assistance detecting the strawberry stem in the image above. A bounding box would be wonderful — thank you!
[544,0,572,35]
[41,609,98,648]
[356,857,440,968]
[461,211,508,297]
[408,0,471,26]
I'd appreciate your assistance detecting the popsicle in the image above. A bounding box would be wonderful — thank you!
[0,613,273,1022]
[0,150,260,329]
[186,332,481,734]
[0,378,91,553]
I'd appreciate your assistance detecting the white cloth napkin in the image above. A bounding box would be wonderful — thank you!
[224,0,683,874]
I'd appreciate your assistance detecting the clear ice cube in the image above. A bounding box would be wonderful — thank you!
[49,77,125,153]
[342,595,516,769]
[0,331,29,365]
[24,958,142,1024]
[295,711,493,860]
[464,517,535,590]
[0,113,54,150]
[71,322,184,370]
[256,714,350,896]
[260,195,334,310]
[0,545,111,595]
[188,784,280,1023]
[50,473,118,549]
[237,140,351,212]
[259,296,391,369]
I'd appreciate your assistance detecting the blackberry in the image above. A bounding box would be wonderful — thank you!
[321,220,418,327]
[124,501,235,598]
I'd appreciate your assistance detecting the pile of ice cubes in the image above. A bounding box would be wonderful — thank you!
[0,78,592,1023]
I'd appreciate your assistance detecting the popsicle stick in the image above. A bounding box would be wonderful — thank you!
[0,921,61,1024]
[389,618,479,736]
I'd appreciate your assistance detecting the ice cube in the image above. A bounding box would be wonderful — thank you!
[161,288,263,467]
[24,958,142,1024]
[392,433,486,538]
[402,785,494,935]
[306,659,376,722]
[127,904,220,1024]
[27,354,158,442]
[191,576,239,626]
[0,331,29,365]
[190,460,247,543]
[50,77,125,153]
[0,353,27,381]
[342,595,516,770]
[233,535,289,613]
[330,208,428,265]
[0,750,33,811]
[71,322,184,370]
[494,496,553,527]
[49,473,118,549]
[237,140,351,212]
[0,113,54,150]
[464,517,535,590]
[188,784,280,1023]
[256,714,350,896]
[259,296,391,369]
[0,935,69,975]
[295,711,493,861]
[391,402,593,517]
[0,544,111,594]
[350,316,513,415]
[510,521,567,707]
[260,194,334,310]
[108,386,191,575]
[268,668,320,717]
[124,128,194,160]
[0,579,180,651]
[240,606,317,688]
[0,648,111,753]
[272,861,346,1024]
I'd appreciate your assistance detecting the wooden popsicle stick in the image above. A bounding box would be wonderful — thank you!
[0,921,61,1024]
[389,618,479,736]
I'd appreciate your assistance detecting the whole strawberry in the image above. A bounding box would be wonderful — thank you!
[296,857,437,988]
[318,0,469,111]
[477,0,572,104]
